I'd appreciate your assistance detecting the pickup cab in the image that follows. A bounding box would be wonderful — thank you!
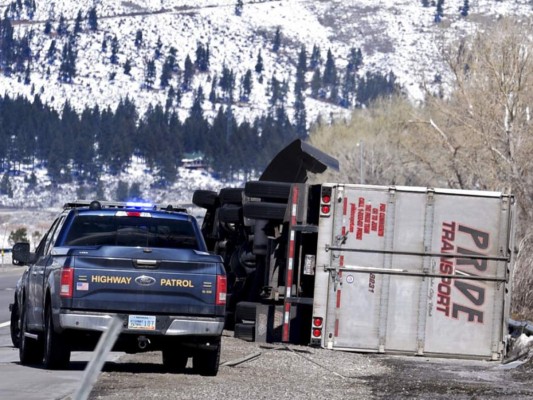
[10,200,226,375]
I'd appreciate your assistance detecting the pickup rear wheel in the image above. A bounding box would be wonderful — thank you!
[162,347,188,373]
[10,300,20,348]
[19,302,44,365]
[43,304,71,369]
[193,342,221,376]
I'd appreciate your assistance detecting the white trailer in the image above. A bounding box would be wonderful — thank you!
[309,184,516,360]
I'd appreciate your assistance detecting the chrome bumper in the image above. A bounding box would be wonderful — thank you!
[60,313,224,336]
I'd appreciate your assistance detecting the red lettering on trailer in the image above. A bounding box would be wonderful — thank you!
[378,204,386,237]
[350,203,356,233]
[364,204,372,234]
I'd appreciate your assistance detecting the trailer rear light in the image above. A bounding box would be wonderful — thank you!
[312,328,322,338]
[313,317,323,327]
[320,188,332,217]
[60,267,74,298]
[216,275,227,306]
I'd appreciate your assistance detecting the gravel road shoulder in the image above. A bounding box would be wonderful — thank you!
[88,331,533,400]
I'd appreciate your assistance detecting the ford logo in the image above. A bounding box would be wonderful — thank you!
[135,275,156,286]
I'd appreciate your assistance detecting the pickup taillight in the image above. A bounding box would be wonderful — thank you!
[60,267,74,298]
[215,275,227,306]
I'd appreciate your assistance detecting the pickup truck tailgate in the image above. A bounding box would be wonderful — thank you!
[66,247,223,316]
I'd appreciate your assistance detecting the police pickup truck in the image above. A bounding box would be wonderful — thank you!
[10,200,226,375]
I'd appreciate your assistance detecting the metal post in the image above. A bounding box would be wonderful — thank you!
[73,316,122,400]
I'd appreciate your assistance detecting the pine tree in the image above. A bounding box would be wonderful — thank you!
[240,69,252,102]
[110,35,119,64]
[57,13,68,36]
[435,0,444,23]
[123,58,132,75]
[144,58,156,89]
[154,36,163,59]
[273,26,281,52]
[116,180,129,201]
[88,7,98,31]
[460,0,469,17]
[310,44,321,70]
[134,29,143,48]
[235,0,243,16]
[74,10,83,35]
[182,54,194,91]
[44,20,52,34]
[58,41,76,83]
[195,42,210,72]
[323,48,338,88]
[255,50,264,74]
[295,45,307,93]
[310,69,322,98]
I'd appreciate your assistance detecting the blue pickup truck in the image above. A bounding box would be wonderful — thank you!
[9,200,226,375]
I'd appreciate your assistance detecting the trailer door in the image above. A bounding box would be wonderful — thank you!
[317,185,513,360]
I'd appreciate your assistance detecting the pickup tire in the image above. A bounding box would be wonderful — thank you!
[10,299,20,348]
[193,342,221,376]
[43,303,71,369]
[19,302,44,365]
[243,202,287,221]
[193,190,218,209]
[219,188,244,205]
[162,348,188,373]
[244,181,292,202]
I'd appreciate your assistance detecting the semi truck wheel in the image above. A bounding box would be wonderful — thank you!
[193,190,218,209]
[245,181,292,202]
[235,301,258,323]
[219,188,244,205]
[243,202,287,221]
[218,204,242,223]
[234,323,255,342]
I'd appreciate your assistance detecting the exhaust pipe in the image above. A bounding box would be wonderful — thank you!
[137,336,150,350]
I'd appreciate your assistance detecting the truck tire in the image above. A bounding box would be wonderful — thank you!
[245,181,292,202]
[19,302,44,365]
[219,188,244,205]
[234,323,255,342]
[162,347,188,373]
[193,342,221,376]
[43,303,71,369]
[243,202,287,221]
[218,204,242,223]
[10,299,20,349]
[235,301,258,323]
[193,190,218,209]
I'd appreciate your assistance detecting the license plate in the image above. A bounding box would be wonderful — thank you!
[128,315,156,330]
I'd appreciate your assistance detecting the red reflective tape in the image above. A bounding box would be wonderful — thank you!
[340,256,344,267]
[334,319,339,337]
[336,289,342,308]
[350,203,356,232]
[343,197,348,215]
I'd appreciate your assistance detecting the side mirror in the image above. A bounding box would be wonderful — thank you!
[12,242,31,265]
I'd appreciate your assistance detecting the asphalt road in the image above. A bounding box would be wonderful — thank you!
[0,266,122,400]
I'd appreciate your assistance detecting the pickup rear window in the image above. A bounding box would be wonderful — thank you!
[63,215,199,249]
